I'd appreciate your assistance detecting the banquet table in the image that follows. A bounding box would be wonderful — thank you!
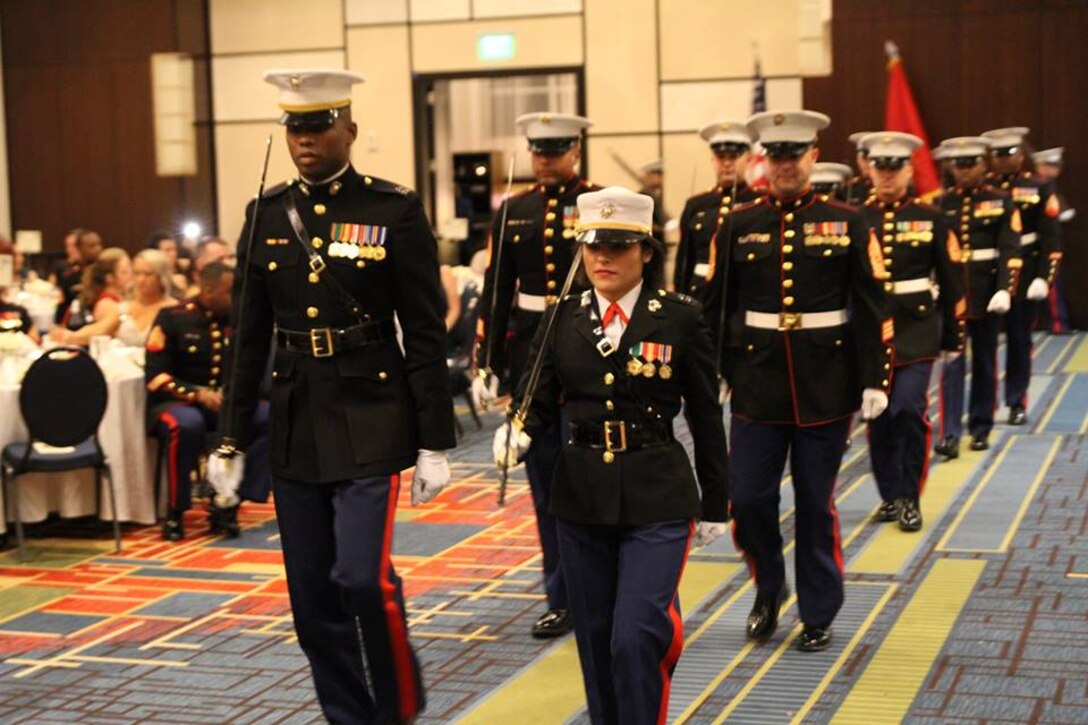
[0,349,157,534]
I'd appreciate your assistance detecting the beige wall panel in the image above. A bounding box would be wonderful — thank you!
[346,0,407,25]
[585,134,658,191]
[410,0,470,22]
[662,134,719,227]
[347,26,415,187]
[212,50,346,122]
[215,123,298,244]
[661,77,803,132]
[659,0,800,80]
[585,0,658,134]
[473,0,582,18]
[411,16,583,73]
[209,0,343,55]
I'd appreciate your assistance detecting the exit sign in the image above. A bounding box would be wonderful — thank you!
[477,33,516,61]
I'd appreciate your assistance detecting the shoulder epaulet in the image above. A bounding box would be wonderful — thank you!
[981,184,1010,197]
[911,198,942,214]
[917,189,943,206]
[821,197,860,212]
[261,180,291,199]
[167,301,196,316]
[657,288,699,307]
[360,174,414,197]
[732,196,765,214]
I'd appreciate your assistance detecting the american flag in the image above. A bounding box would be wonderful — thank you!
[747,56,769,189]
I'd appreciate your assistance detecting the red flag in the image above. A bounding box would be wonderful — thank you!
[884,42,940,195]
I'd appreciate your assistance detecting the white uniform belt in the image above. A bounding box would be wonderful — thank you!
[891,277,931,294]
[693,263,710,279]
[1020,232,1038,246]
[745,309,848,331]
[517,293,547,312]
[967,248,999,261]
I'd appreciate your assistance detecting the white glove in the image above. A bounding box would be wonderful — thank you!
[471,372,499,409]
[987,289,1011,314]
[860,388,889,420]
[940,350,963,363]
[207,450,244,506]
[930,282,941,301]
[693,521,729,548]
[1026,278,1049,301]
[412,449,450,506]
[492,420,531,469]
[718,380,730,405]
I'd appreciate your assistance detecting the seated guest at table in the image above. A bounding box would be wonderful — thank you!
[0,240,41,345]
[145,261,270,541]
[54,228,103,324]
[184,238,233,298]
[148,231,189,297]
[116,250,178,347]
[51,247,132,346]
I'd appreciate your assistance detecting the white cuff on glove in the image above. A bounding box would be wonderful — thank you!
[471,372,499,409]
[693,521,729,549]
[860,388,889,420]
[492,421,531,468]
[718,380,730,405]
[1026,278,1049,301]
[987,289,1012,314]
[940,349,963,363]
[208,451,245,506]
[412,449,450,506]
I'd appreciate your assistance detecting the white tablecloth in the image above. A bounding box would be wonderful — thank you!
[0,353,156,533]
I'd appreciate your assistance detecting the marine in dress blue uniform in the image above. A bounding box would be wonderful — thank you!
[982,128,1062,425]
[933,137,1023,457]
[211,70,456,724]
[840,131,876,207]
[496,187,728,724]
[1031,148,1075,334]
[705,111,893,652]
[673,121,761,299]
[811,162,853,197]
[145,262,271,541]
[475,112,600,638]
[858,132,966,531]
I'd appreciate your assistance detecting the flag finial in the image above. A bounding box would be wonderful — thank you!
[884,40,900,61]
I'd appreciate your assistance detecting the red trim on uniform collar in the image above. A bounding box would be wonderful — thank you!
[770,186,815,210]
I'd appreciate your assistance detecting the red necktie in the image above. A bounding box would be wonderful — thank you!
[602,302,628,328]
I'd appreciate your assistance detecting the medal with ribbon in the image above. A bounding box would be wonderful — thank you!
[627,341,673,379]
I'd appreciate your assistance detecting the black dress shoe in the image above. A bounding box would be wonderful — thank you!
[746,585,790,641]
[798,624,832,652]
[532,608,573,638]
[970,435,989,451]
[934,435,960,460]
[208,501,241,538]
[874,500,898,522]
[896,498,923,532]
[162,513,184,542]
[1008,406,1027,426]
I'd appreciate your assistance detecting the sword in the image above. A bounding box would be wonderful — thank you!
[713,174,741,382]
[478,155,517,386]
[218,135,273,456]
[497,246,585,506]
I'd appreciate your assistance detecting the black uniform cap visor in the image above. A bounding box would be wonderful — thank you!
[575,228,651,245]
[811,182,840,194]
[710,141,751,157]
[281,108,341,130]
[990,145,1020,157]
[950,155,986,168]
[763,142,814,160]
[527,137,579,155]
[871,156,910,170]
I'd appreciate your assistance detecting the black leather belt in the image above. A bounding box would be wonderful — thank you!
[569,420,674,452]
[276,319,396,358]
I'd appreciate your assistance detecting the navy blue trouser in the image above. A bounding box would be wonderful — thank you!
[729,416,849,627]
[273,474,424,725]
[557,519,692,725]
[526,415,568,610]
[152,401,271,513]
[868,361,933,503]
[939,314,1000,439]
[1005,298,1036,409]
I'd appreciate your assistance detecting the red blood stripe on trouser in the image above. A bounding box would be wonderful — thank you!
[657,520,695,725]
[378,474,419,721]
[158,412,181,510]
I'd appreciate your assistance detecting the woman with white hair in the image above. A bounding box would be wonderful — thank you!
[116,249,178,347]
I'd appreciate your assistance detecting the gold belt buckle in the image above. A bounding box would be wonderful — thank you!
[310,328,334,357]
[603,420,627,453]
[778,312,803,331]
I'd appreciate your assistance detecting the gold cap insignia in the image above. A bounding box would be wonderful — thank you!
[600,202,616,218]
[773,114,785,125]
[289,75,301,90]
[541,114,552,124]
[883,135,892,143]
